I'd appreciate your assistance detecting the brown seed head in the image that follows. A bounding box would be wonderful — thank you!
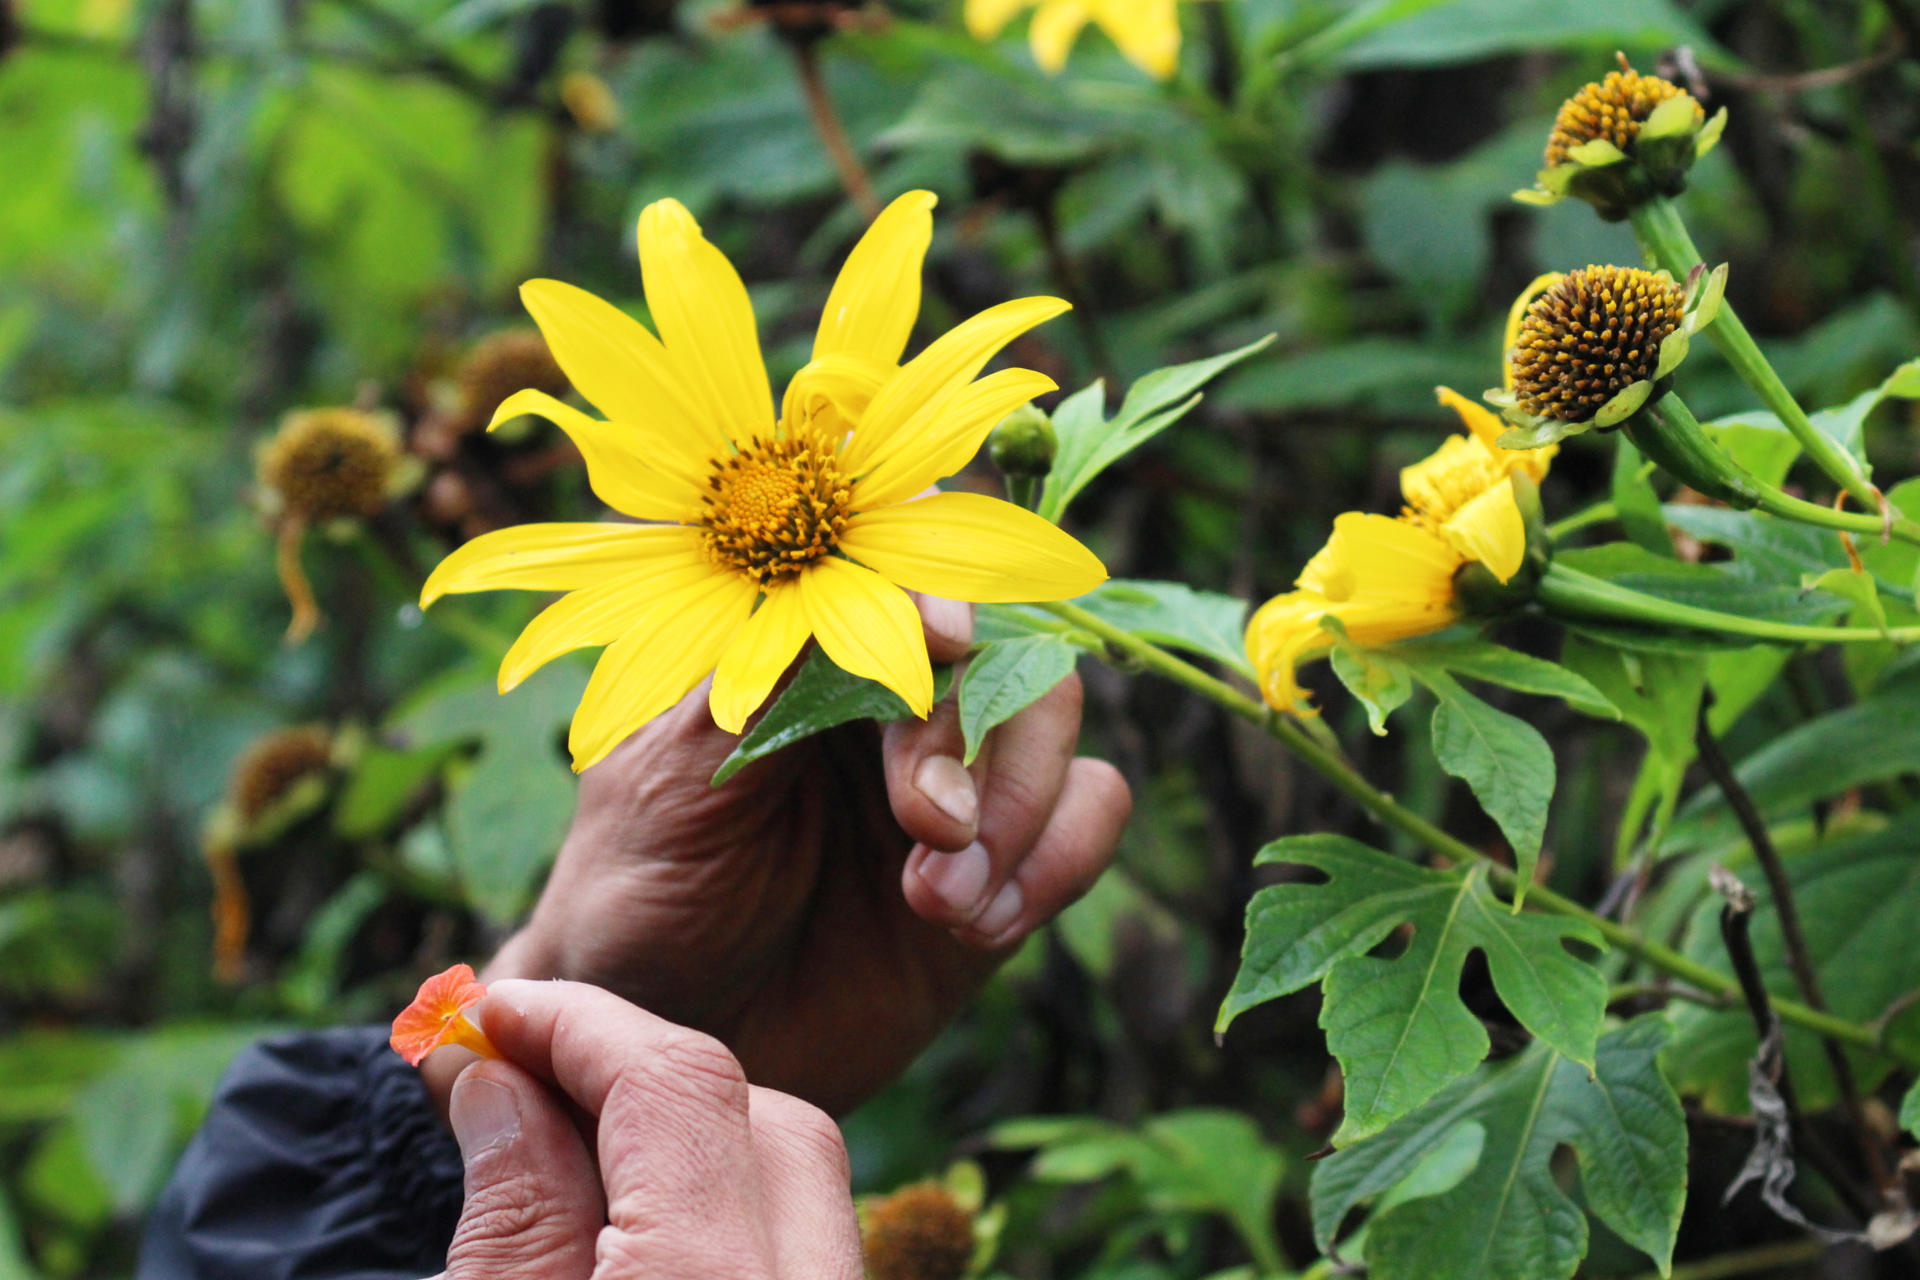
[229,727,333,824]
[1544,62,1701,168]
[457,330,570,426]
[1511,266,1685,423]
[862,1183,974,1280]
[260,409,398,520]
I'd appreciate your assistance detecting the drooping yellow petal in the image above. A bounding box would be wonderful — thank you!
[420,523,703,607]
[1399,435,1490,524]
[518,278,722,459]
[966,0,1035,38]
[637,199,774,447]
[567,571,758,771]
[854,368,1059,509]
[797,557,933,717]
[844,296,1070,479]
[708,584,813,733]
[839,491,1108,602]
[489,390,703,522]
[1029,0,1091,71]
[1095,0,1180,79]
[1245,589,1337,713]
[1437,483,1527,583]
[813,191,937,368]
[497,550,718,692]
[780,352,891,442]
[1435,385,1554,482]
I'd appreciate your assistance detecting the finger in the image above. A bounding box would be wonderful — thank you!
[881,689,980,856]
[475,980,776,1266]
[911,591,973,665]
[442,1060,604,1280]
[904,671,1083,936]
[958,755,1132,949]
[748,1088,865,1279]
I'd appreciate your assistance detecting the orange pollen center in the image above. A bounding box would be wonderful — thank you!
[700,432,853,585]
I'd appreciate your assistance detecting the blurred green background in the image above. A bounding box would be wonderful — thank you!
[3,0,1918,1275]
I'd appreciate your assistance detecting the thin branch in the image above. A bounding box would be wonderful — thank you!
[1616,1237,1827,1280]
[790,42,880,221]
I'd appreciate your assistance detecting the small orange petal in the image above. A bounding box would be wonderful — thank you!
[389,963,497,1067]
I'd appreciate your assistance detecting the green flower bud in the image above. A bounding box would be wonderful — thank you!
[987,404,1056,479]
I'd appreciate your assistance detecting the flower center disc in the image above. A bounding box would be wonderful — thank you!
[700,433,853,585]
[1510,265,1684,423]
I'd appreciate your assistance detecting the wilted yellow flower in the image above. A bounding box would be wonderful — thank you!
[423,191,1106,771]
[965,0,1181,80]
[861,1181,976,1280]
[259,408,404,642]
[560,71,620,134]
[1246,389,1552,714]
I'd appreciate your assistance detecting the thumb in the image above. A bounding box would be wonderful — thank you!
[442,1062,604,1280]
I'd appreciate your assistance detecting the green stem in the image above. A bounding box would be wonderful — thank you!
[1616,1237,1825,1280]
[1037,599,1912,1063]
[1547,500,1617,542]
[1537,562,1920,646]
[1007,474,1039,511]
[1629,196,1885,514]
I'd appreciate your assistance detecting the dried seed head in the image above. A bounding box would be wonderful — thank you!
[1511,266,1685,423]
[229,727,333,824]
[457,330,569,426]
[260,409,398,520]
[1544,62,1701,168]
[862,1183,975,1280]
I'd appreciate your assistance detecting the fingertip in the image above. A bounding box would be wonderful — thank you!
[915,593,973,664]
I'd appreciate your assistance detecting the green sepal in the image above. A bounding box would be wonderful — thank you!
[1566,137,1628,166]
[1590,379,1655,429]
[1639,93,1703,142]
[1693,106,1728,160]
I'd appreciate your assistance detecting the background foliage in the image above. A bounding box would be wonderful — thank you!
[4,0,1920,1277]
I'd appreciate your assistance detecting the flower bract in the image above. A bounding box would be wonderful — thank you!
[1245,388,1553,714]
[421,191,1107,771]
[964,0,1181,80]
[389,963,497,1067]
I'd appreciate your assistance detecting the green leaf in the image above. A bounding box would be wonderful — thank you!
[1560,636,1704,860]
[1069,580,1252,676]
[1038,336,1275,523]
[957,637,1079,764]
[393,663,588,924]
[1807,358,1920,469]
[1296,0,1726,70]
[1702,412,1800,489]
[1330,643,1414,736]
[1610,439,1671,555]
[333,740,460,839]
[1664,504,1908,602]
[1557,542,1850,628]
[1902,1077,1920,1141]
[1219,836,1605,1146]
[1311,1017,1686,1280]
[1665,823,1920,1110]
[1803,566,1888,634]
[1416,671,1554,886]
[712,648,955,786]
[1390,637,1617,719]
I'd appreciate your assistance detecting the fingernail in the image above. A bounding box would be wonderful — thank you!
[916,841,990,918]
[920,596,973,651]
[971,878,1024,939]
[449,1076,520,1163]
[914,756,978,829]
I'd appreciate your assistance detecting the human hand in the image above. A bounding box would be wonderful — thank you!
[473,596,1131,1113]
[437,979,861,1279]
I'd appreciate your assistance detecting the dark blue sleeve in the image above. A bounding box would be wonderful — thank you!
[137,1027,463,1280]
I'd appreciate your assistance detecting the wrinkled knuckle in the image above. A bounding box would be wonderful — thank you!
[449,1184,575,1273]
[769,1097,852,1185]
[637,1026,750,1111]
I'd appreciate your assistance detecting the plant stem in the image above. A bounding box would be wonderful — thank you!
[1536,562,1920,646]
[791,43,880,221]
[1037,599,1916,1065]
[1547,500,1617,542]
[1629,195,1888,515]
[1617,1237,1825,1280]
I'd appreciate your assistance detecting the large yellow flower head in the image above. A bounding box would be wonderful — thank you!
[1246,388,1552,714]
[965,0,1182,80]
[422,191,1107,771]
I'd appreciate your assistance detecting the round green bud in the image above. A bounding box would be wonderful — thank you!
[988,405,1056,478]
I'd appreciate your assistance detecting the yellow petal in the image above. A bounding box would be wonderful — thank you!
[490,390,704,522]
[966,0,1034,37]
[1398,434,1487,524]
[1438,483,1527,583]
[839,491,1108,602]
[1029,0,1091,71]
[1096,0,1180,79]
[567,571,758,771]
[797,557,933,716]
[637,199,774,447]
[813,190,937,368]
[854,368,1058,508]
[843,296,1070,479]
[420,523,702,607]
[1436,386,1509,455]
[1319,513,1461,615]
[519,278,723,459]
[708,584,812,733]
[497,549,717,692]
[780,352,891,442]
[1245,588,1335,713]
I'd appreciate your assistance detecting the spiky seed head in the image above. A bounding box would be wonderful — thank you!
[1545,63,1702,168]
[1510,266,1685,423]
[229,727,333,824]
[457,330,569,426]
[260,409,399,520]
[861,1182,975,1280]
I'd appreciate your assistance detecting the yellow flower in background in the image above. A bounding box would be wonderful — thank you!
[1245,388,1553,714]
[422,191,1106,771]
[965,0,1182,80]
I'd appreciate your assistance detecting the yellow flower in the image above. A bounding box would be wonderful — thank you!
[965,0,1182,80]
[1245,388,1552,714]
[422,192,1107,771]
